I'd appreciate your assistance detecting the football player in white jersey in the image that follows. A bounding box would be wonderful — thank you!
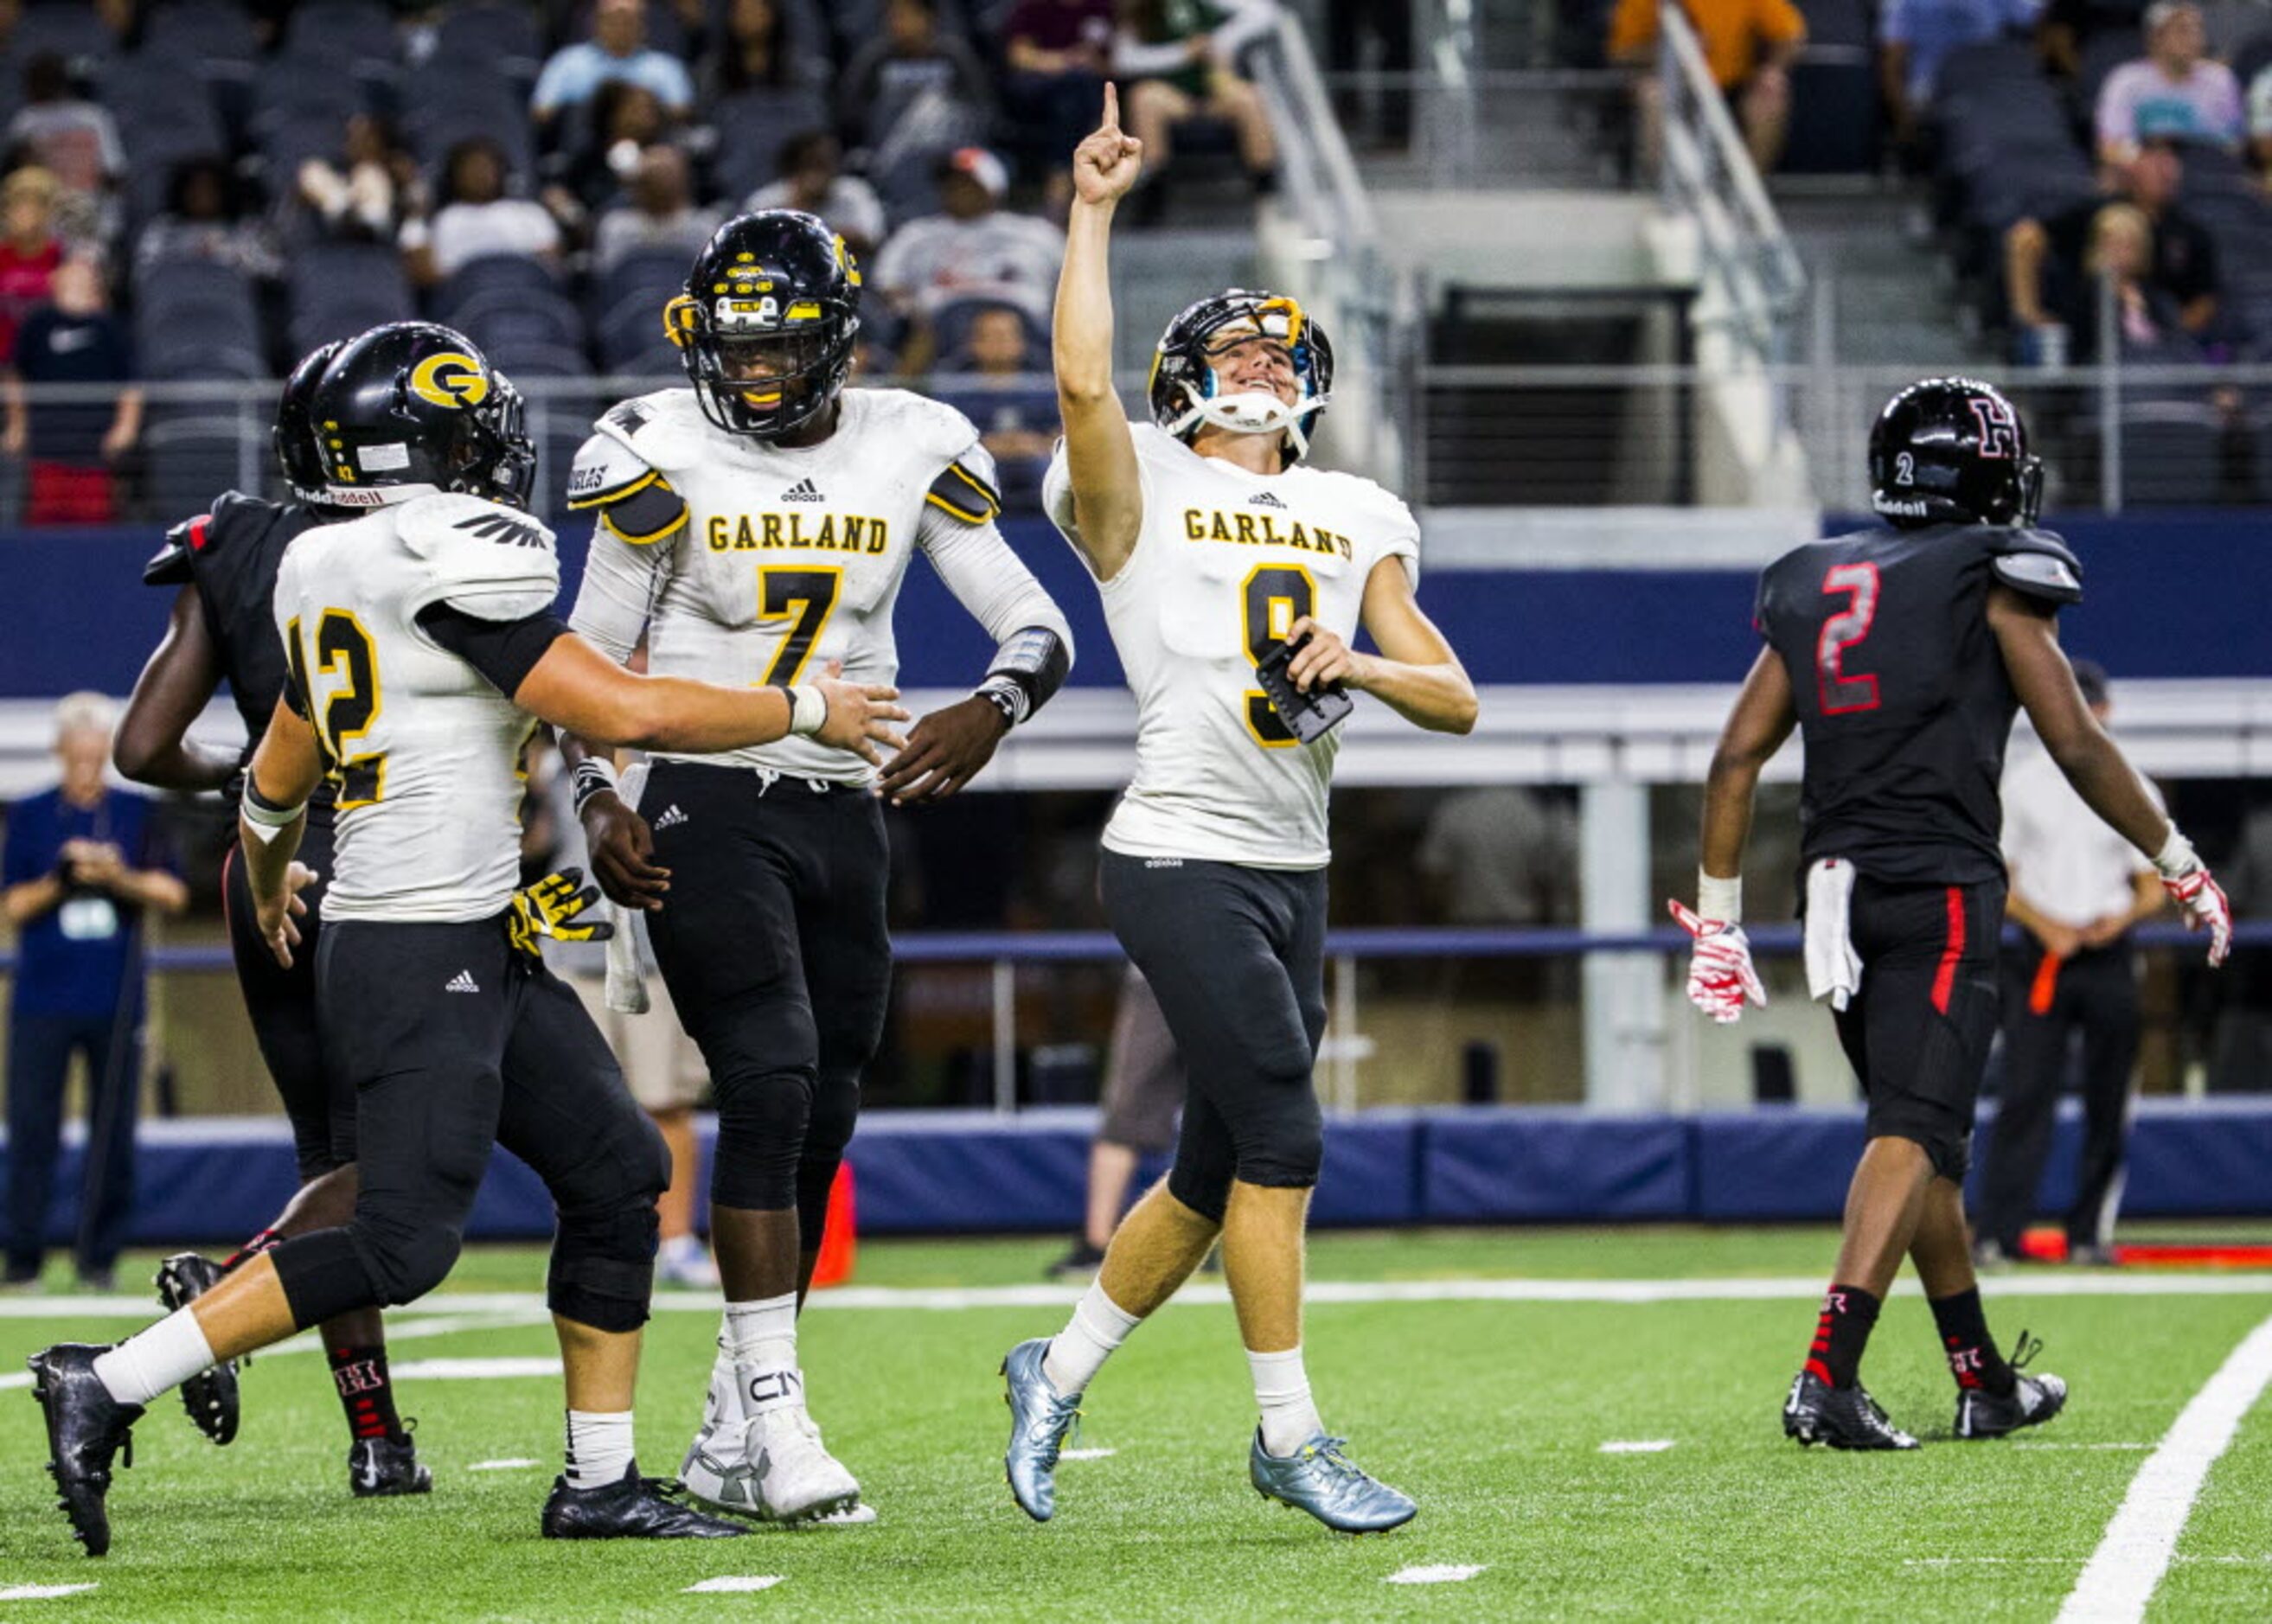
[29,323,909,1558]
[559,210,1074,1523]
[1001,90,1477,1535]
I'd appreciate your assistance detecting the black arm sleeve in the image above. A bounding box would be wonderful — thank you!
[415,603,575,699]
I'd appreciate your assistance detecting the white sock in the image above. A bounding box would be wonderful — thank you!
[1250,1346,1323,1457]
[563,1409,636,1491]
[93,1308,217,1405]
[1041,1282,1141,1397]
[723,1293,802,1415]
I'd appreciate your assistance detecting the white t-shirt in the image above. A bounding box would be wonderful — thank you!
[870,210,1065,323]
[2000,741,2160,930]
[415,200,560,279]
[1046,425,1420,869]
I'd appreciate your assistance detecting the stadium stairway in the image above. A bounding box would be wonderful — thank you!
[1773,179,1994,366]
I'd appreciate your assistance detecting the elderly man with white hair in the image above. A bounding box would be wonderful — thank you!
[2,692,186,1290]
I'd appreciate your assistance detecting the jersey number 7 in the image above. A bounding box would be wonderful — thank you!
[756,566,842,686]
[286,611,387,808]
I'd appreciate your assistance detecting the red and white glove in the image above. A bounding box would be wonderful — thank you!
[1669,899,1767,1023]
[2154,826,2232,969]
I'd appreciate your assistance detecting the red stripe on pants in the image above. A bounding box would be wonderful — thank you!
[1930,886,1965,1014]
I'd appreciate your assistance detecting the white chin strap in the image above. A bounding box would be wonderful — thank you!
[1167,388,1330,459]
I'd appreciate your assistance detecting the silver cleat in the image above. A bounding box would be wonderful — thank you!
[1248,1430,1417,1534]
[1001,1338,1081,1523]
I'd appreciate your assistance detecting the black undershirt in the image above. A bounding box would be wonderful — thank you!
[414,603,573,699]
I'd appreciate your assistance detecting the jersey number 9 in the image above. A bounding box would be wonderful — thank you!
[1242,566,1315,747]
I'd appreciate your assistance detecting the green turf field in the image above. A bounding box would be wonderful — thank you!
[2,1226,2269,1621]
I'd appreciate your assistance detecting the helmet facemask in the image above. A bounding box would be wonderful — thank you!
[675,291,857,441]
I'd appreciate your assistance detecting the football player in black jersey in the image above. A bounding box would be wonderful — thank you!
[113,342,432,1495]
[1674,378,2232,1450]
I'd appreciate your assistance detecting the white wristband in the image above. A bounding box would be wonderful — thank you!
[2153,824,2199,879]
[788,684,828,737]
[1698,869,1743,924]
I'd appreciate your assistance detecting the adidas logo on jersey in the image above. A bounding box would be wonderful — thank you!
[445,970,480,994]
[453,512,547,549]
[652,805,688,830]
[781,478,826,502]
[1249,491,1287,508]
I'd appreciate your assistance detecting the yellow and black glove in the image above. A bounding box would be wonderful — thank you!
[509,867,614,958]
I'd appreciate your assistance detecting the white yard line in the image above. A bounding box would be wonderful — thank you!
[468,1458,541,1472]
[0,1585,98,1601]
[2054,1311,2272,1624]
[1599,1440,1675,1454]
[388,1358,560,1382]
[1386,1565,1487,1585]
[0,1311,546,1392]
[1059,1447,1117,1461]
[683,1577,783,1594]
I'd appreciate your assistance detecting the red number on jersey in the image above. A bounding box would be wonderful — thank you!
[1816,562,1881,714]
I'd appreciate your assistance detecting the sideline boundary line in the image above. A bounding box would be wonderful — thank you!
[2054,1311,2272,1624]
[4,1274,2272,1320]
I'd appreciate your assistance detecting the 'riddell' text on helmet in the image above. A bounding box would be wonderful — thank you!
[1148,289,1334,465]
[666,210,861,441]
[1868,376,2044,529]
[303,323,536,510]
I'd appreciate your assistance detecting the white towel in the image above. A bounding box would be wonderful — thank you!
[603,760,651,1014]
[1803,858,1864,1012]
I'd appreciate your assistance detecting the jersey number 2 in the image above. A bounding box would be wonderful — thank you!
[1816,562,1881,715]
[288,611,387,808]
[1244,566,1315,747]
[756,567,842,686]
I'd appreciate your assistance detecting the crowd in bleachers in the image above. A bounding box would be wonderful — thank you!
[0,0,1290,525]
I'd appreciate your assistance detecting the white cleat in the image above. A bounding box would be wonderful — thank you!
[737,1405,861,1524]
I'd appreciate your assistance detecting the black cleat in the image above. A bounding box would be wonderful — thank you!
[349,1431,433,1497]
[541,1461,752,1539]
[155,1254,240,1446]
[1782,1370,1918,1451]
[28,1344,142,1557]
[1955,1333,2069,1440]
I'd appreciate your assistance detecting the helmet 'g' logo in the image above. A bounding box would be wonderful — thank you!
[408,351,490,410]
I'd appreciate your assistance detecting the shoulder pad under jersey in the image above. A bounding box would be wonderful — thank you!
[398,494,560,622]
[566,432,687,544]
[925,439,1003,527]
[867,387,986,462]
[591,388,708,476]
[1989,526,2083,605]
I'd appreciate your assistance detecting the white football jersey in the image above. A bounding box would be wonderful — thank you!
[568,386,1069,782]
[1045,425,1419,868]
[274,493,558,923]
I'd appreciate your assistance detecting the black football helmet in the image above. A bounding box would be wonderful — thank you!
[666,210,861,440]
[274,339,342,506]
[1148,289,1334,464]
[1868,376,2043,528]
[304,322,535,509]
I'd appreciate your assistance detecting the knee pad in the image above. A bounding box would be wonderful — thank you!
[349,1212,463,1308]
[711,1066,816,1212]
[1228,1077,1323,1190]
[549,1189,663,1333]
[271,1226,375,1329]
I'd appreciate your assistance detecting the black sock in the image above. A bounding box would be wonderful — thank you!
[1930,1288,2017,1397]
[1807,1284,1880,1389]
[328,1346,406,1442]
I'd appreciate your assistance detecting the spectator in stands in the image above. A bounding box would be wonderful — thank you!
[298,114,423,245]
[2006,141,2218,360]
[1002,0,1116,214]
[2,693,186,1291]
[4,54,121,248]
[744,130,887,261]
[3,259,138,526]
[871,148,1064,360]
[593,144,721,272]
[932,304,1059,476]
[401,137,563,288]
[839,0,993,169]
[131,157,280,287]
[701,0,828,98]
[1608,0,1806,172]
[558,80,676,217]
[0,166,61,366]
[532,0,696,130]
[1115,0,1282,210]
[2094,1,2241,164]
[1878,0,2042,163]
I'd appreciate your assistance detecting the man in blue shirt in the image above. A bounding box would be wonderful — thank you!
[3,693,186,1288]
[531,0,694,130]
